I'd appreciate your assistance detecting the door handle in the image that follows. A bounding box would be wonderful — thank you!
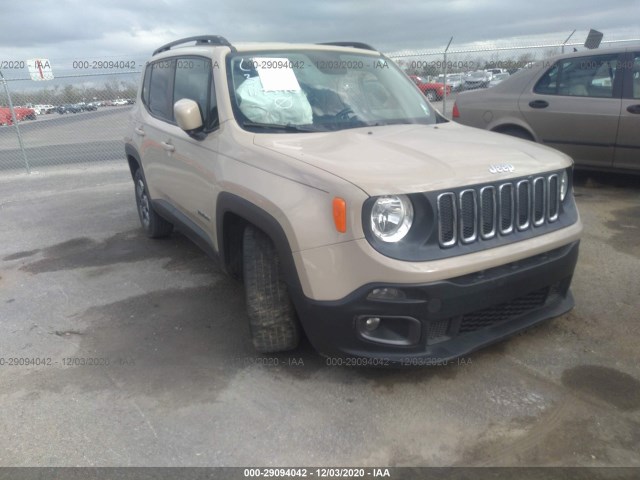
[134,127,145,136]
[529,100,549,109]
[161,141,175,153]
[626,104,640,114]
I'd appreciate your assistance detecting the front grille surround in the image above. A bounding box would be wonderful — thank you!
[436,171,566,249]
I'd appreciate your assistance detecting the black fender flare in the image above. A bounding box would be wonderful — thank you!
[124,144,142,180]
[216,192,304,298]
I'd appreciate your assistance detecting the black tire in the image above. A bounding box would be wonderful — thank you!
[242,225,300,353]
[425,90,437,101]
[133,169,173,238]
[498,127,534,141]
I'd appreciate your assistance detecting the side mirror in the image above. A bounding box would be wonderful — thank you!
[174,98,203,135]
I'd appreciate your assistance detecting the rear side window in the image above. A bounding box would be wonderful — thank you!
[534,54,619,98]
[141,66,152,105]
[142,56,218,130]
[147,59,175,121]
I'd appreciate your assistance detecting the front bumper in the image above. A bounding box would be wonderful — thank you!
[292,241,579,364]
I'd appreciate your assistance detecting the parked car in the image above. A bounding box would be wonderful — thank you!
[485,68,507,76]
[0,106,36,125]
[113,99,129,106]
[124,36,582,364]
[462,71,492,89]
[436,73,464,91]
[409,75,452,101]
[57,104,82,114]
[453,47,640,172]
[84,102,98,111]
[488,72,510,87]
[32,104,55,115]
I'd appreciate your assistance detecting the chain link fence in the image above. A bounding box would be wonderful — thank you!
[386,31,640,117]
[0,56,144,172]
[1,32,639,173]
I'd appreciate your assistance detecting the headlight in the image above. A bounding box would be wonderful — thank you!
[370,195,414,242]
[560,169,569,201]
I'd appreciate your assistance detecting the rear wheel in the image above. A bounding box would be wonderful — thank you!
[242,225,300,353]
[425,90,437,101]
[134,169,173,238]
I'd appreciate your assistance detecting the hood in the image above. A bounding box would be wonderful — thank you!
[253,122,572,196]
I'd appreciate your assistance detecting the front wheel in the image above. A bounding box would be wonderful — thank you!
[242,225,300,353]
[425,90,437,101]
[134,169,173,238]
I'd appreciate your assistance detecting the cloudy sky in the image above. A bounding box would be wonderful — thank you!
[0,0,640,60]
[1,0,639,72]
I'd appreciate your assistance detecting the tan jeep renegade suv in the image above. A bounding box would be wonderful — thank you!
[124,36,582,365]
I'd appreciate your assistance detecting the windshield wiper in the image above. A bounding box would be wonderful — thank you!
[241,121,319,133]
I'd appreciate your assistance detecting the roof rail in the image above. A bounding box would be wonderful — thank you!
[152,35,234,56]
[317,41,377,52]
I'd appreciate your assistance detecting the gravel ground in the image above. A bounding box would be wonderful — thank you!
[0,163,638,468]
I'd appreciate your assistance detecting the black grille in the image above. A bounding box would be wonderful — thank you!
[548,174,559,221]
[480,186,496,239]
[533,177,545,226]
[458,287,549,333]
[426,319,449,341]
[516,180,530,230]
[437,193,456,247]
[436,172,563,248]
[459,189,477,243]
[499,183,514,234]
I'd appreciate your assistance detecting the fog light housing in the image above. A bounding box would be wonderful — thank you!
[356,315,421,346]
[364,317,381,332]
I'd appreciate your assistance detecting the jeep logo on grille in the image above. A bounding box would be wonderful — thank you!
[489,163,515,174]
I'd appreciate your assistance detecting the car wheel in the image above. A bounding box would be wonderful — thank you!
[425,90,436,101]
[243,225,300,353]
[134,169,173,238]
[498,127,534,141]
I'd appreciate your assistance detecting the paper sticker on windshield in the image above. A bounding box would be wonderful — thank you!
[254,58,301,92]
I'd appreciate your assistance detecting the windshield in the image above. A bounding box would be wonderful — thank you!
[227,50,440,132]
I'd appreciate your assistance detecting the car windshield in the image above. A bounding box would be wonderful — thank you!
[227,50,440,132]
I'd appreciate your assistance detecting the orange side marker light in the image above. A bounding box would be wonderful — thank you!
[333,197,347,233]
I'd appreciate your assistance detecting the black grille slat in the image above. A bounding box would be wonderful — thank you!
[480,186,496,239]
[516,180,530,230]
[499,183,514,234]
[458,288,549,333]
[533,177,546,226]
[459,189,478,243]
[437,193,457,247]
[435,171,565,248]
[548,174,559,221]
[426,319,449,341]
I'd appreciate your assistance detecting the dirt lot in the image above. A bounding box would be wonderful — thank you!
[0,163,638,468]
